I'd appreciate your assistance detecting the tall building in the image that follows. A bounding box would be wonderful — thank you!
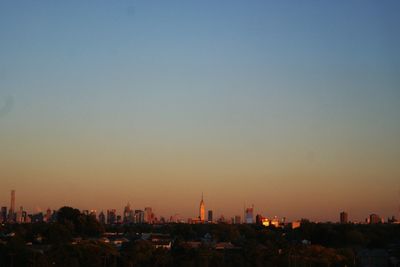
[245,205,254,224]
[107,209,117,224]
[22,211,28,223]
[369,214,381,224]
[123,203,133,223]
[134,210,144,224]
[208,210,213,222]
[16,206,23,223]
[144,207,154,224]
[8,190,15,222]
[199,193,205,221]
[340,211,348,224]
[98,211,106,224]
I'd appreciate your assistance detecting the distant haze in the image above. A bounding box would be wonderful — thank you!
[0,1,399,222]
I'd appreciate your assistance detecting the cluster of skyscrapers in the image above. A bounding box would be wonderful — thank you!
[339,211,394,224]
[1,190,397,226]
[188,194,254,225]
[97,204,155,224]
[0,190,55,224]
[0,191,253,225]
[0,190,156,225]
[0,190,56,223]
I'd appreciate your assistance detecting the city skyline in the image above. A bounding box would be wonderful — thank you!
[1,1,399,223]
[0,189,397,223]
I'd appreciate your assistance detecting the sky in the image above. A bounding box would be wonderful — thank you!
[0,1,399,222]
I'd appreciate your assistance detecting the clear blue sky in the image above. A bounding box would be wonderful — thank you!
[0,1,399,221]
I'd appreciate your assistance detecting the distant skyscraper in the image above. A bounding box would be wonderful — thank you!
[22,211,27,223]
[208,210,213,222]
[199,193,205,221]
[340,211,348,224]
[16,206,23,223]
[98,211,106,224]
[369,214,381,224]
[134,210,144,224]
[123,203,133,223]
[107,209,117,224]
[144,207,154,224]
[8,190,15,222]
[245,205,254,224]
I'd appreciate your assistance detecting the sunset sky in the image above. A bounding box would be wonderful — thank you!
[0,1,399,222]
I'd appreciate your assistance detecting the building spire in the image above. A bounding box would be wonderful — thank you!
[199,192,205,221]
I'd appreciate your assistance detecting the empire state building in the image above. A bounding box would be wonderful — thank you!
[199,193,205,221]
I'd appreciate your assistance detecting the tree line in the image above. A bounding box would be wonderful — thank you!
[0,206,399,267]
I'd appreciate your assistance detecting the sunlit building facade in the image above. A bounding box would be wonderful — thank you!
[199,194,205,221]
[245,205,254,224]
[369,213,382,224]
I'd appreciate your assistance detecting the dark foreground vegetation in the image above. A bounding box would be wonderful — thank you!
[0,207,399,267]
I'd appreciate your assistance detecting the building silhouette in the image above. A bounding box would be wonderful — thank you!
[8,190,15,222]
[340,211,348,224]
[123,203,133,223]
[98,211,106,224]
[134,210,144,224]
[208,210,213,222]
[107,209,117,224]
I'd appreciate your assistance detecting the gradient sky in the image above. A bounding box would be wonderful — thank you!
[0,1,399,222]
